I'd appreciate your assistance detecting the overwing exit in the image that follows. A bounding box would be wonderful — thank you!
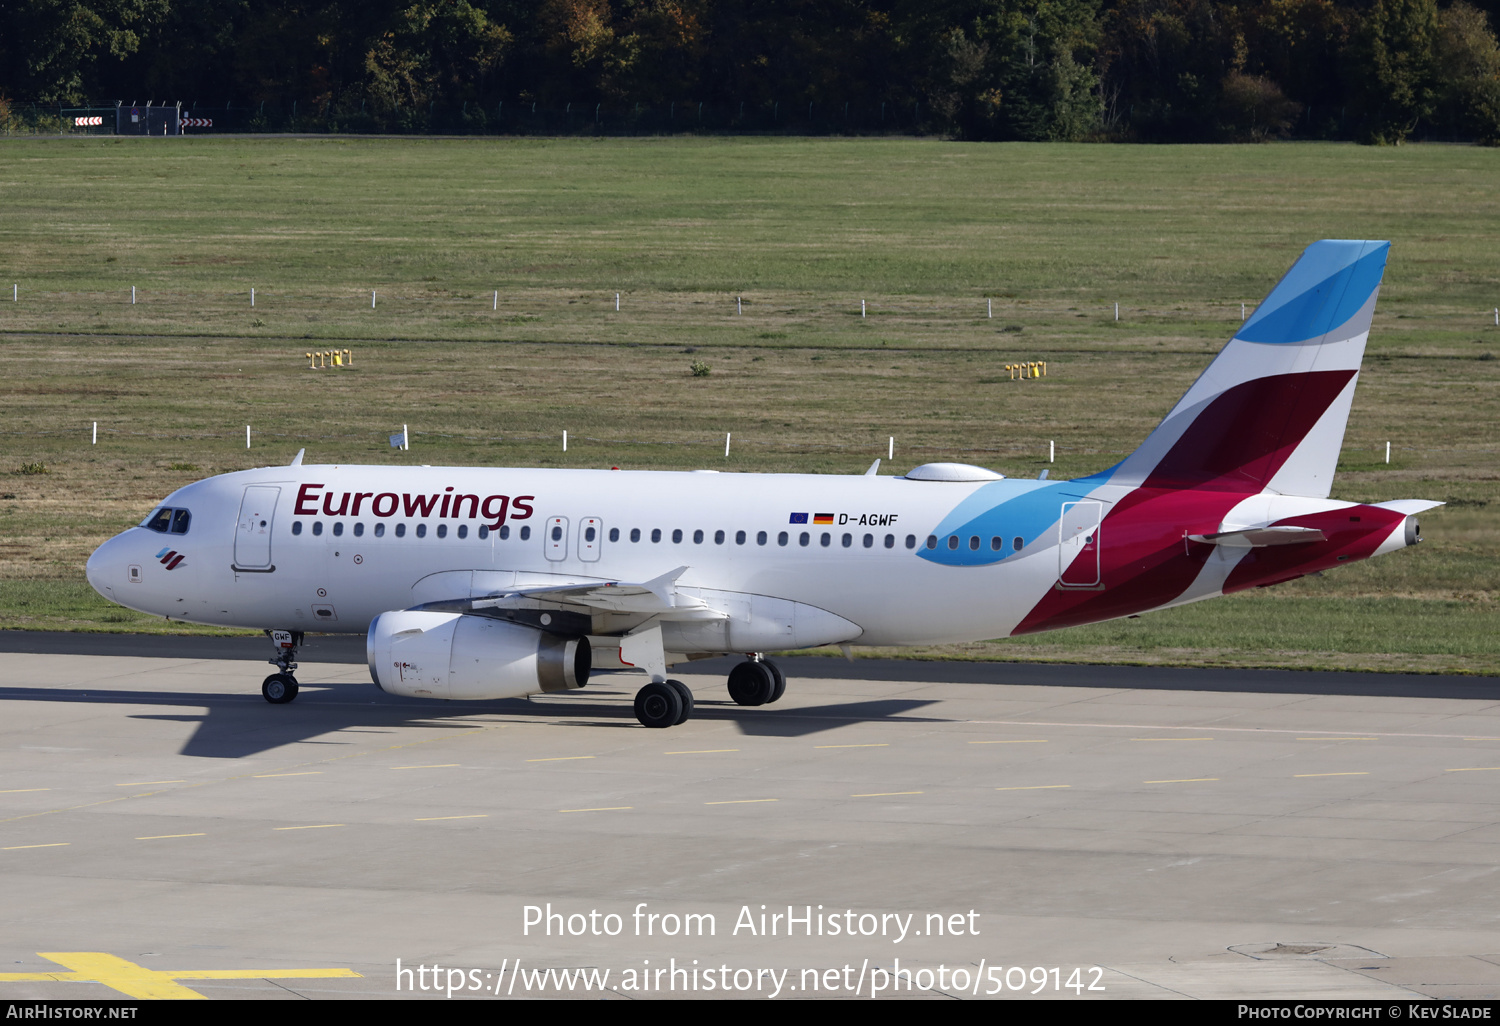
[87,241,1440,728]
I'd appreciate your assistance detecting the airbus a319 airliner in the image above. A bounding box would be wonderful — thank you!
[87,241,1439,727]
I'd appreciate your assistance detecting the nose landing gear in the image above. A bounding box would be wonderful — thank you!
[262,628,303,704]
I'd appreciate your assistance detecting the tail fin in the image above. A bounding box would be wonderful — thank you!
[1112,240,1389,498]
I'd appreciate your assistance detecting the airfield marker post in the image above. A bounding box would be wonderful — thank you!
[988,299,992,318]
[1114,302,1118,321]
[371,290,376,309]
[1386,441,1391,464]
[725,433,731,457]
[131,286,136,305]
[563,430,567,452]
[862,300,866,319]
[92,422,96,445]
[1242,303,1246,321]
[737,296,742,315]
[404,424,408,451]
[1050,440,1055,463]
[251,288,255,307]
[12,284,16,302]
[888,437,894,460]
[246,425,251,449]
[493,291,498,311]
[615,293,620,312]
[1494,308,1498,326]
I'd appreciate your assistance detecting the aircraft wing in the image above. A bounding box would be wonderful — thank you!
[417,566,726,631]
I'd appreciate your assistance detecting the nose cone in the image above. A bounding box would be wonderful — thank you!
[86,531,128,601]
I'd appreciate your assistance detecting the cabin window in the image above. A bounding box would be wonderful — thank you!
[906,535,916,549]
[799,532,810,547]
[969,536,979,551]
[991,536,1001,550]
[716,530,727,545]
[947,535,958,550]
[693,529,704,544]
[332,522,343,537]
[841,533,852,548]
[926,535,937,549]
[672,529,683,543]
[651,528,661,543]
[312,521,323,537]
[884,534,894,549]
[436,525,447,539]
[551,525,562,542]
[630,528,641,542]
[478,525,488,539]
[585,526,596,542]
[395,524,406,538]
[757,531,768,546]
[374,523,386,538]
[778,531,788,546]
[416,524,427,539]
[1013,536,1023,551]
[608,527,619,542]
[354,522,365,537]
[292,521,303,536]
[863,533,874,548]
[735,530,746,545]
[500,525,510,540]
[519,525,531,541]
[457,525,467,539]
[821,533,832,547]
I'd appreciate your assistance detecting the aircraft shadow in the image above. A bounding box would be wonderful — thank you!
[0,682,945,759]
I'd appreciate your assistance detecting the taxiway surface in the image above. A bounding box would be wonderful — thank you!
[2,636,1498,1000]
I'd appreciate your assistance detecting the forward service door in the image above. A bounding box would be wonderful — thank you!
[234,486,279,571]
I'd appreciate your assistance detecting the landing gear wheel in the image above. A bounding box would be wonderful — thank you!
[764,660,786,704]
[634,681,684,728]
[665,680,694,725]
[727,661,776,706]
[262,673,299,704]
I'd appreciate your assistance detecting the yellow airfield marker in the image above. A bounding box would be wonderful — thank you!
[136,833,207,840]
[0,952,361,1000]
[1446,767,1500,772]
[253,771,322,778]
[851,791,923,797]
[1293,772,1370,778]
[3,842,69,850]
[559,806,632,813]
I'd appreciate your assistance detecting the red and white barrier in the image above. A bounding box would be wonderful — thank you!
[73,116,103,127]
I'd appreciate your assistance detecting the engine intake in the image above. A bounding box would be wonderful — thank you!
[367,610,589,700]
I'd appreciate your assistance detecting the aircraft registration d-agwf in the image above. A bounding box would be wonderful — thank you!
[88,240,1439,728]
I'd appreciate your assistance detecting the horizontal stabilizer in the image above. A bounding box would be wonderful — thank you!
[1188,526,1326,547]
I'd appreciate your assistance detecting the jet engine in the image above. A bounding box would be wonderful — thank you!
[367,610,590,700]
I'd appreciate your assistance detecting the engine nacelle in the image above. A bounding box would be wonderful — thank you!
[367,610,590,700]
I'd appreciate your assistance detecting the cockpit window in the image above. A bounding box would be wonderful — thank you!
[143,507,191,534]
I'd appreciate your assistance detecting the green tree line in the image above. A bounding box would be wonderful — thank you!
[3,0,1499,142]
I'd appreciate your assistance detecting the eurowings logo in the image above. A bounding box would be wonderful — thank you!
[155,547,186,570]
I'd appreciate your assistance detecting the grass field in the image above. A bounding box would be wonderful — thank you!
[1,136,1496,672]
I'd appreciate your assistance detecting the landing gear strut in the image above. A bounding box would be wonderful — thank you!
[728,656,784,706]
[262,629,303,704]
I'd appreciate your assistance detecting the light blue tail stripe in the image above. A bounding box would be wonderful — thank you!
[1237,241,1388,345]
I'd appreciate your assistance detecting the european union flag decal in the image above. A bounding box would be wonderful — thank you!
[789,512,808,524]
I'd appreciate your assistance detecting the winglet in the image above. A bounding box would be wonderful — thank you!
[864,459,881,476]
[643,566,691,606]
[290,448,305,467]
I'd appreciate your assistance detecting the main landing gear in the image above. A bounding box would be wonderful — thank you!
[629,656,784,728]
[727,656,785,707]
[262,629,303,704]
